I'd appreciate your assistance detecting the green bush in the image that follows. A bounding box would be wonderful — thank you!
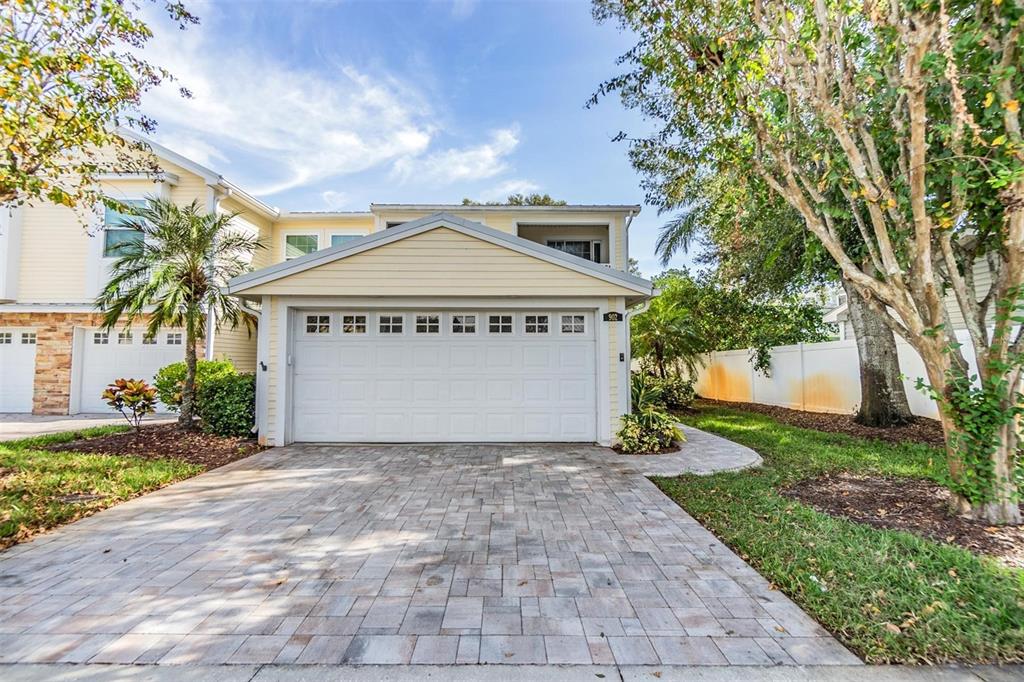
[652,374,696,409]
[617,409,683,454]
[153,360,235,411]
[196,373,256,437]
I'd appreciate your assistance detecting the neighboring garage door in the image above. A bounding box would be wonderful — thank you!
[292,310,597,442]
[0,329,37,412]
[75,328,185,413]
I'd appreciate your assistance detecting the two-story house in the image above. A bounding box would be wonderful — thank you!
[0,136,654,446]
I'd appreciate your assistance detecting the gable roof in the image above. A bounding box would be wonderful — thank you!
[225,212,654,296]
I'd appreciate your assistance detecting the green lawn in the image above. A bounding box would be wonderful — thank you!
[659,404,1024,664]
[0,426,200,549]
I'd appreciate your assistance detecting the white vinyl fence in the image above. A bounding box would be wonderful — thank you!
[694,330,980,419]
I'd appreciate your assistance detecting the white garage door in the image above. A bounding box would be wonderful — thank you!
[291,310,597,442]
[76,328,185,413]
[0,329,37,412]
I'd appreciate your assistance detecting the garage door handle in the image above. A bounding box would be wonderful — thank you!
[287,354,293,366]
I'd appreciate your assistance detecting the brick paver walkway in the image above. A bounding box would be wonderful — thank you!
[0,443,858,666]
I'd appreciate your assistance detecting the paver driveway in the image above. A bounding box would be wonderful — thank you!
[0,443,858,666]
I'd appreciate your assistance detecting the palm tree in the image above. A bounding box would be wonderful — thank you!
[631,297,705,379]
[96,198,261,430]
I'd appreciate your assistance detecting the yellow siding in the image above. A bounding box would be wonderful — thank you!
[16,159,213,303]
[239,228,641,298]
[608,297,622,436]
[613,216,626,270]
[17,200,93,302]
[214,324,257,372]
[270,216,375,263]
[264,298,279,445]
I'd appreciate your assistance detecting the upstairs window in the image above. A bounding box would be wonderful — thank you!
[285,235,318,260]
[547,240,599,262]
[330,234,361,248]
[103,199,147,257]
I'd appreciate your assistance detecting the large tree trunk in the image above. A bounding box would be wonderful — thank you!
[842,276,914,427]
[179,313,199,431]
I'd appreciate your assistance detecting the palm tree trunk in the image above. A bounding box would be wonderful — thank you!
[179,313,199,431]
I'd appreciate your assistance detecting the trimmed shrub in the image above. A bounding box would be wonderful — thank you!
[196,373,256,437]
[652,374,696,409]
[153,360,235,411]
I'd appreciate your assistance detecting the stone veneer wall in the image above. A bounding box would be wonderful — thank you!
[0,312,202,415]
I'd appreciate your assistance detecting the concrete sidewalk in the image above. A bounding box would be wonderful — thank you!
[0,663,1020,681]
[0,413,174,442]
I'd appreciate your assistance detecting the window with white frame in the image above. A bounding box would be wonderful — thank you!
[415,314,440,334]
[330,234,361,248]
[488,314,513,334]
[451,314,476,334]
[118,331,133,345]
[342,314,367,334]
[103,199,147,257]
[547,240,596,261]
[524,314,549,334]
[305,314,331,334]
[285,234,318,260]
[0,332,12,344]
[93,331,109,345]
[560,314,586,334]
[379,314,403,334]
[166,332,183,345]
[21,332,36,345]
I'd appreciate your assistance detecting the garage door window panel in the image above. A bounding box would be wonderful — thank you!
[524,314,549,334]
[118,331,133,345]
[342,314,367,334]
[452,314,477,334]
[488,314,513,334]
[379,314,404,334]
[166,332,183,345]
[93,331,109,345]
[561,314,586,334]
[0,332,11,344]
[305,314,331,335]
[21,332,36,345]
[415,314,440,334]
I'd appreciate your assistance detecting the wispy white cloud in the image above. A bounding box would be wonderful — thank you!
[391,126,521,186]
[478,178,541,202]
[320,190,349,209]
[141,5,435,196]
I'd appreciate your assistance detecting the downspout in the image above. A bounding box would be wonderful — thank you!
[204,186,222,361]
[624,208,637,271]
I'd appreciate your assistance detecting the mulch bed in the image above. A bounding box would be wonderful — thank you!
[610,442,682,455]
[783,472,1024,568]
[698,398,946,447]
[46,423,263,470]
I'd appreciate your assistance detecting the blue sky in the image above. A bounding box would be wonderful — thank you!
[142,0,685,276]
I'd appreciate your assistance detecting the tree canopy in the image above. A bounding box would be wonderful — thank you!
[1,0,196,211]
[461,193,568,206]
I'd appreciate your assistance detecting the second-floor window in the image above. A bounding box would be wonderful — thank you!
[547,240,600,262]
[285,235,318,260]
[103,199,147,258]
